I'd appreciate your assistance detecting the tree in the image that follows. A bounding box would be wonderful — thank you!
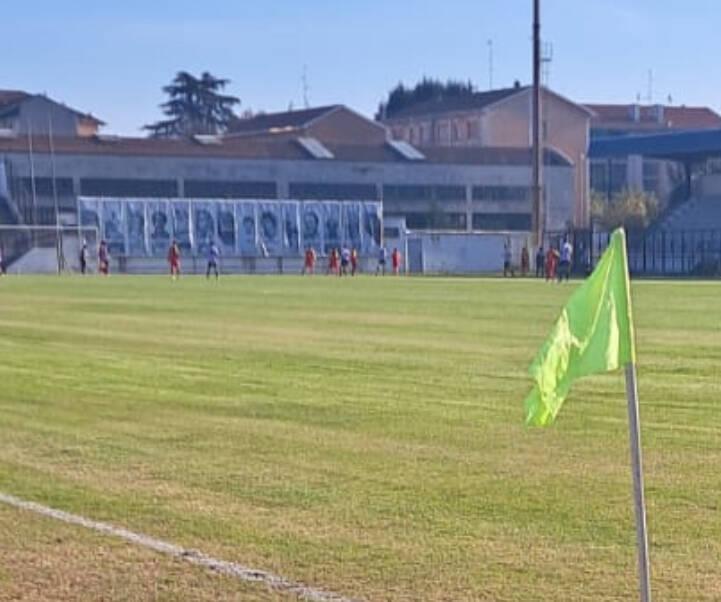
[376,77,476,120]
[591,190,659,230]
[144,71,240,138]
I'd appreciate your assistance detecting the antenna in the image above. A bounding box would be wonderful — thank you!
[487,39,494,89]
[646,69,653,103]
[541,41,553,86]
[302,65,309,109]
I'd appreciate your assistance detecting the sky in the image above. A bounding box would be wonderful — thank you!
[2,0,720,135]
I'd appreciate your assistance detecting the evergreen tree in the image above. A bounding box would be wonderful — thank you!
[144,71,240,138]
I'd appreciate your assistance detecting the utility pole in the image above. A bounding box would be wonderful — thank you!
[532,0,543,246]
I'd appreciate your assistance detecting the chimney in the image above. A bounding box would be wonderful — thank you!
[629,104,641,122]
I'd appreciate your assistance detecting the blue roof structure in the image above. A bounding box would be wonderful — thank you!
[589,128,721,162]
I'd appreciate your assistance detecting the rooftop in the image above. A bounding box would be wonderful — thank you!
[0,133,572,167]
[0,89,104,125]
[585,103,721,131]
[227,105,341,136]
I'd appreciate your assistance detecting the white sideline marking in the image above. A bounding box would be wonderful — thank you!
[0,491,359,602]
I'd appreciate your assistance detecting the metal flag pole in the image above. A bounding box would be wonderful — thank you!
[620,228,651,602]
[625,363,652,602]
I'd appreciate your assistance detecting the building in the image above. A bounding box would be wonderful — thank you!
[381,85,593,228]
[0,90,104,138]
[0,104,575,235]
[585,102,721,202]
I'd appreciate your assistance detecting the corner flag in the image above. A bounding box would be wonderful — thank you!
[524,228,635,427]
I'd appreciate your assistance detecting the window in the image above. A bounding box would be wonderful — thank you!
[19,177,74,196]
[383,184,465,202]
[472,186,530,202]
[288,182,378,200]
[472,212,531,231]
[405,212,467,230]
[184,180,276,199]
[384,226,401,239]
[80,178,178,197]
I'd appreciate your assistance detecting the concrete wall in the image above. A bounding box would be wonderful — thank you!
[406,231,531,274]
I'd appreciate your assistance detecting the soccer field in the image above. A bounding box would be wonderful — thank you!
[1,275,720,601]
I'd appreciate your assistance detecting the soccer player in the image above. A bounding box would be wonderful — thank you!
[545,245,559,282]
[535,245,545,278]
[340,247,351,276]
[391,247,402,275]
[206,240,220,279]
[327,248,339,276]
[376,246,387,276]
[350,247,358,276]
[303,246,316,275]
[558,238,573,282]
[521,245,530,276]
[98,240,110,275]
[79,240,88,275]
[168,239,181,280]
[503,243,514,277]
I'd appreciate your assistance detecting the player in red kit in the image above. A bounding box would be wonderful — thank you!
[391,247,402,275]
[350,248,358,276]
[303,246,316,275]
[167,239,181,280]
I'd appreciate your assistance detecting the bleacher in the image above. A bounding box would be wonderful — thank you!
[657,196,721,232]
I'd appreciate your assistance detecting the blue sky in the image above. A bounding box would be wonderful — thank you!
[3,0,719,134]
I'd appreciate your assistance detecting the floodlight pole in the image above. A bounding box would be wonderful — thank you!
[625,363,652,602]
[531,0,543,247]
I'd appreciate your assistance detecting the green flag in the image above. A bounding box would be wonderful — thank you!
[524,228,636,426]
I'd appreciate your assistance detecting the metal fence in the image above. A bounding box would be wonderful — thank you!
[545,228,721,277]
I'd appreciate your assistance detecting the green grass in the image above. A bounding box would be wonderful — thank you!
[1,274,720,601]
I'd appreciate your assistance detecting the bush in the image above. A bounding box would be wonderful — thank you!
[591,190,659,230]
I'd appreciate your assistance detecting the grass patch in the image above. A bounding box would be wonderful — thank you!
[1,275,720,600]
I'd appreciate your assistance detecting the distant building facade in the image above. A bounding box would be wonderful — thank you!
[0,105,576,236]
[585,103,721,202]
[0,90,104,137]
[381,86,593,228]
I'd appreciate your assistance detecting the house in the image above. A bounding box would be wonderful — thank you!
[381,85,594,228]
[0,90,104,137]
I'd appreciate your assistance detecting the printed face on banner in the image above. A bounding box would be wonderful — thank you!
[102,201,126,256]
[236,203,257,256]
[258,203,282,256]
[323,203,341,254]
[282,202,300,255]
[172,202,192,253]
[301,203,322,253]
[216,203,236,254]
[148,202,171,256]
[126,201,147,256]
[194,203,215,256]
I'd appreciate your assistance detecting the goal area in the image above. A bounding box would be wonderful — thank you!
[0,225,100,274]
